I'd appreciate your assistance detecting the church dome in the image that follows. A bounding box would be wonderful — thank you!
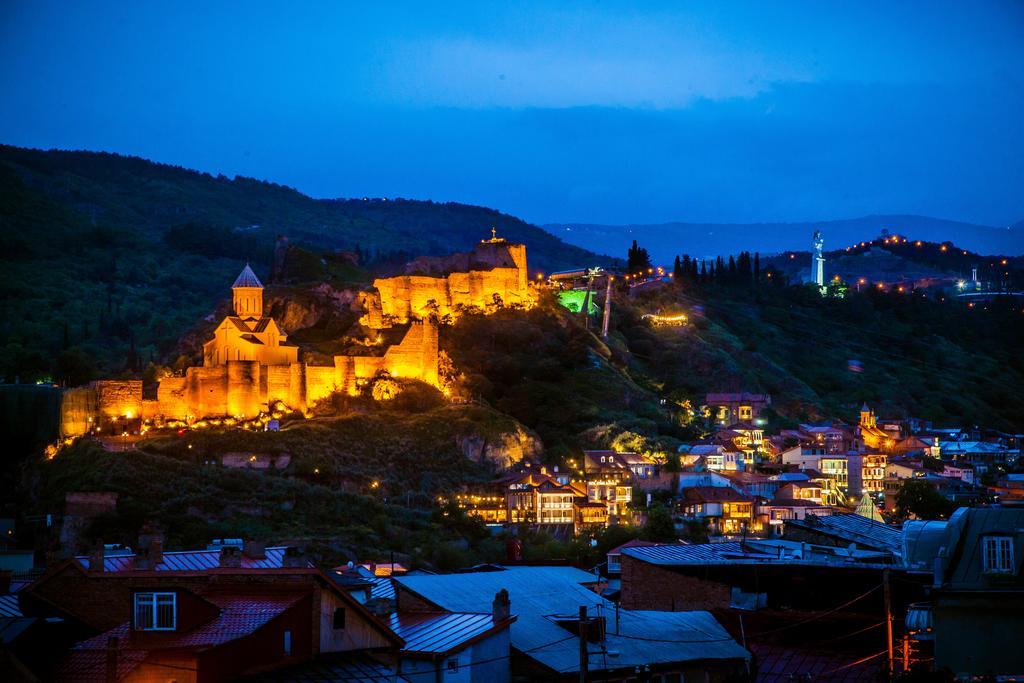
[233,264,263,288]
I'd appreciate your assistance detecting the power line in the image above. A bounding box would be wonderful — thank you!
[747,583,881,638]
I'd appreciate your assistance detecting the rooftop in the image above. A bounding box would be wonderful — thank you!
[785,514,903,556]
[394,566,747,674]
[76,546,310,573]
[388,611,511,656]
[232,264,263,288]
[623,539,893,568]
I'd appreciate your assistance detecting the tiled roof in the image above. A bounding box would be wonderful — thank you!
[240,333,265,345]
[388,611,508,655]
[681,486,751,503]
[76,546,307,572]
[68,592,304,655]
[233,264,263,288]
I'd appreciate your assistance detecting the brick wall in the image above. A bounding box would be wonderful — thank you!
[619,555,731,611]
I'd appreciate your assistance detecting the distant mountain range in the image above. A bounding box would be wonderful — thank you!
[544,215,1024,265]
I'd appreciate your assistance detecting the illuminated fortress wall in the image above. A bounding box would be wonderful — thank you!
[58,241,517,436]
[362,239,534,327]
[60,322,440,436]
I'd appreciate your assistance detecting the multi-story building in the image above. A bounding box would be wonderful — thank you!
[705,392,772,425]
[677,486,759,536]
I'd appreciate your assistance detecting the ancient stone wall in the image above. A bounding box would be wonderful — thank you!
[362,240,534,327]
[95,381,143,419]
[60,386,98,437]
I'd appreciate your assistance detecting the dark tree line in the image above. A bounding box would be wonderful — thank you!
[671,250,762,286]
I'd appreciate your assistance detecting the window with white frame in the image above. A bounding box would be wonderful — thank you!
[133,592,176,630]
[982,536,1014,574]
[447,656,460,673]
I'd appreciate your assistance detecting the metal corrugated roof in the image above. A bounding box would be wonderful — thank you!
[76,546,305,572]
[388,611,503,655]
[370,577,395,601]
[233,264,263,288]
[622,539,891,567]
[788,514,902,555]
[0,594,22,618]
[395,566,747,674]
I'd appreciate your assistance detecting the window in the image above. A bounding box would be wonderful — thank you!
[333,607,347,629]
[447,657,460,673]
[134,592,176,631]
[283,630,292,655]
[983,536,1014,574]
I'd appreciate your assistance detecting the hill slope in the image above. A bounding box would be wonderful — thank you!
[546,215,1024,264]
[0,145,608,383]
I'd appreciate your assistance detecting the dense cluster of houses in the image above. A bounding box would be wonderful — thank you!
[2,391,1021,681]
[4,503,1020,681]
[455,397,1019,541]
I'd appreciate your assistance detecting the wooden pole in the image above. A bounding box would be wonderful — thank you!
[579,605,589,683]
[884,568,894,677]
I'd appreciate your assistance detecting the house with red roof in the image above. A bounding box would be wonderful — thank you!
[19,540,402,681]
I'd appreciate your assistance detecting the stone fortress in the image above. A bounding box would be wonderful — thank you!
[360,229,533,327]
[60,232,534,436]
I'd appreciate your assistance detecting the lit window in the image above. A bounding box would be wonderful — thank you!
[134,592,176,631]
[983,536,1014,574]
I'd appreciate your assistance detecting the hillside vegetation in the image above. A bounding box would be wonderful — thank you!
[612,264,1024,430]
[0,145,609,384]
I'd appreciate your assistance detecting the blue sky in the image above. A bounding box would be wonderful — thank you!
[1,1,1022,226]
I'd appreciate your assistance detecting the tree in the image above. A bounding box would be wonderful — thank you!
[627,240,652,275]
[640,504,678,542]
[895,479,954,520]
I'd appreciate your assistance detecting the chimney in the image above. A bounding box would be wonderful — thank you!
[137,527,164,567]
[219,546,242,568]
[88,541,106,574]
[243,540,267,560]
[492,589,511,622]
[282,546,308,568]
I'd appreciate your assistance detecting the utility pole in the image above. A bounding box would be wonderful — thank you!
[884,568,894,677]
[601,276,612,340]
[579,605,589,683]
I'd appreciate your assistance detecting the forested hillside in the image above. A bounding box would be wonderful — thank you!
[0,145,609,384]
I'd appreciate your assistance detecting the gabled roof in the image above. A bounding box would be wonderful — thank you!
[233,264,263,288]
[59,592,307,681]
[388,611,513,656]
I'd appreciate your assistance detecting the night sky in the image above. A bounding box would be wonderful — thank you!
[2,1,1022,227]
